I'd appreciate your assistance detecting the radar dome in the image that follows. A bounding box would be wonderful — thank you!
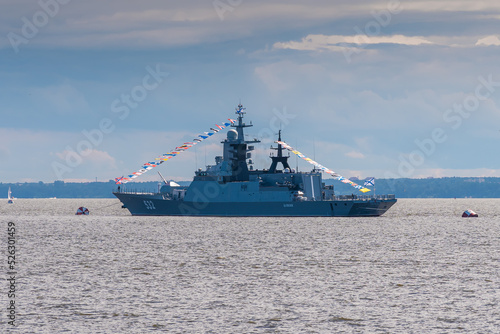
[227,129,238,140]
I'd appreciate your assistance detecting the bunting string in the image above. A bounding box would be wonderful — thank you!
[115,118,237,184]
[276,141,371,193]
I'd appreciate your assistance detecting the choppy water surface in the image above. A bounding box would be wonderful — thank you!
[1,198,499,333]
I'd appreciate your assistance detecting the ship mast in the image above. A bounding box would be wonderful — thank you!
[269,130,291,173]
[225,103,260,181]
[233,103,251,142]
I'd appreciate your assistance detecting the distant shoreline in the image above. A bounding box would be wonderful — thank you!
[2,177,500,199]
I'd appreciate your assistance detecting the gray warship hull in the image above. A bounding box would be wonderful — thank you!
[114,192,396,217]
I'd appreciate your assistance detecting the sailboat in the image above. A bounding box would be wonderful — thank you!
[7,187,13,204]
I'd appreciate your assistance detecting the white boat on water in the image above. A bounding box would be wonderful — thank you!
[8,187,13,204]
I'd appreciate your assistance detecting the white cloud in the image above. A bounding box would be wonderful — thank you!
[83,149,116,165]
[272,34,500,54]
[55,149,117,169]
[273,34,433,52]
[346,151,366,159]
[475,35,500,46]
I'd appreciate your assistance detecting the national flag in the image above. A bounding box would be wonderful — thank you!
[364,177,375,187]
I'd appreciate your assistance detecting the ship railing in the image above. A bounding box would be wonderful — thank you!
[333,194,396,201]
[114,188,156,195]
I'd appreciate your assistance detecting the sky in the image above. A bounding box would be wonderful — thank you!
[2,0,500,183]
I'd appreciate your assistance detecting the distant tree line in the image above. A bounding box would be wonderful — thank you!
[2,177,500,199]
[328,177,500,198]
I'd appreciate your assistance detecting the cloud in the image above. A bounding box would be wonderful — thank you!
[254,61,326,92]
[55,149,117,169]
[2,1,500,50]
[475,35,500,46]
[61,178,103,183]
[273,34,433,53]
[272,34,500,54]
[83,149,116,165]
[0,128,76,181]
[401,1,500,12]
[346,151,365,159]
[32,82,91,115]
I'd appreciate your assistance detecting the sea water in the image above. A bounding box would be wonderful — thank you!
[1,198,499,333]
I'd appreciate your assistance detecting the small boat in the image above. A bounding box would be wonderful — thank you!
[7,187,13,204]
